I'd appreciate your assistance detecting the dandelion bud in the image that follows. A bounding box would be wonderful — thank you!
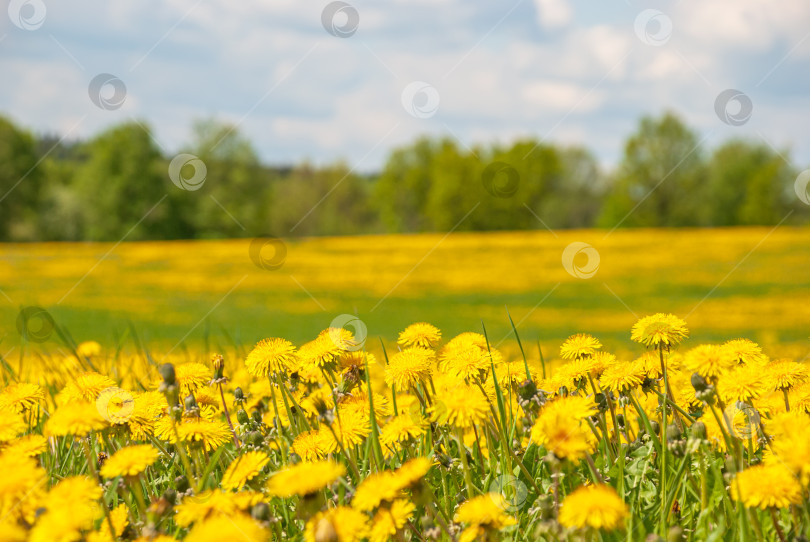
[212,354,225,380]
[162,488,177,506]
[251,502,271,522]
[184,394,198,411]
[251,410,263,424]
[690,373,708,392]
[666,424,681,442]
[649,421,660,436]
[160,363,176,386]
[667,526,684,542]
[174,475,190,493]
[234,387,245,402]
[691,422,707,440]
[518,379,537,400]
[237,409,249,425]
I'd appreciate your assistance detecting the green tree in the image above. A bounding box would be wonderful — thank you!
[598,112,707,228]
[0,116,42,240]
[705,140,794,225]
[74,122,167,241]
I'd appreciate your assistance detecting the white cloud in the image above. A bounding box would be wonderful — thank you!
[532,0,572,29]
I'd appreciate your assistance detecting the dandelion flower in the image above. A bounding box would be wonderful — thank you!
[221,451,269,490]
[174,363,211,396]
[370,500,416,542]
[305,506,370,542]
[320,407,371,452]
[531,406,595,462]
[723,339,767,366]
[57,372,115,404]
[431,386,490,429]
[245,338,297,377]
[87,503,128,542]
[0,382,45,414]
[392,457,433,489]
[0,410,27,442]
[766,359,809,391]
[100,444,159,478]
[718,366,768,403]
[385,347,434,391]
[380,414,425,451]
[599,361,645,393]
[631,313,688,349]
[558,484,628,531]
[455,493,515,530]
[560,333,602,360]
[3,434,48,457]
[439,346,492,381]
[175,489,261,526]
[353,471,402,510]
[45,402,107,437]
[185,513,266,542]
[298,334,344,370]
[76,341,102,358]
[398,322,442,349]
[683,344,734,381]
[292,430,328,461]
[266,460,345,498]
[732,463,802,509]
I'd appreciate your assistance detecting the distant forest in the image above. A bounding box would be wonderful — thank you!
[0,112,806,242]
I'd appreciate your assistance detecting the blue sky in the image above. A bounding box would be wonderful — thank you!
[1,0,809,171]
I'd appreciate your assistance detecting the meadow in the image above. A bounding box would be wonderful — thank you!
[2,227,810,542]
[2,227,810,357]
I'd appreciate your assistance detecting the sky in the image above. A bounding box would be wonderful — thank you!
[1,0,809,172]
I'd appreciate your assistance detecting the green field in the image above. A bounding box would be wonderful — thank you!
[3,226,810,357]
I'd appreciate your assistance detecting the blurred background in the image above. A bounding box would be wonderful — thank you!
[1,0,809,355]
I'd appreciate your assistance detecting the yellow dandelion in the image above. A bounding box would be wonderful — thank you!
[185,513,266,542]
[732,463,802,509]
[298,334,344,370]
[380,414,425,451]
[439,345,492,381]
[718,366,768,403]
[599,361,646,393]
[385,347,434,391]
[320,407,371,452]
[0,410,27,442]
[87,503,128,542]
[560,333,602,360]
[353,471,402,511]
[45,402,107,437]
[683,344,734,381]
[631,313,688,349]
[530,406,595,462]
[398,322,442,349]
[76,340,102,358]
[245,338,297,377]
[445,332,488,351]
[175,489,260,526]
[221,451,269,490]
[766,359,809,391]
[174,362,211,396]
[558,484,628,531]
[126,391,166,440]
[431,386,490,429]
[370,499,416,542]
[100,444,159,478]
[392,456,433,489]
[305,506,370,542]
[0,382,45,414]
[266,460,345,498]
[0,450,46,520]
[58,371,115,404]
[723,339,767,366]
[3,434,48,457]
[292,430,328,461]
[455,493,516,529]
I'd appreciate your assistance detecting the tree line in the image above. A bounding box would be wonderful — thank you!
[0,112,806,242]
